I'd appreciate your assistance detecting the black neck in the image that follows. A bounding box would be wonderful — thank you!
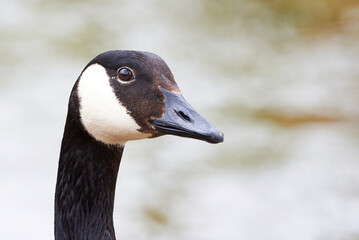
[55,93,123,240]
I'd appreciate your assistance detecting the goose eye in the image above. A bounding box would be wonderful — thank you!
[117,67,133,81]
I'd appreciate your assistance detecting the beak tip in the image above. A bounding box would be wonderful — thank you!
[207,128,224,144]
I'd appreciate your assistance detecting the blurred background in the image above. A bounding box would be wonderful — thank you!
[1,0,359,239]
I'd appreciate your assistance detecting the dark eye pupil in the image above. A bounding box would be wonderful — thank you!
[118,68,133,81]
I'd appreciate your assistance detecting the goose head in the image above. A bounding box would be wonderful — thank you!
[75,50,223,145]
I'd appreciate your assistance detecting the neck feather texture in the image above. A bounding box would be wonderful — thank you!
[55,90,123,240]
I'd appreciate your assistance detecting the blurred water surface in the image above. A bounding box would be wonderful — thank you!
[0,0,359,239]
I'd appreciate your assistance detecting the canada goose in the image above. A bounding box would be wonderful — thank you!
[55,50,224,240]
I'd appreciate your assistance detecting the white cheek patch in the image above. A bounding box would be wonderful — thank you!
[77,63,150,145]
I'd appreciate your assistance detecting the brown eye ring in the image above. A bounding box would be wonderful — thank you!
[117,67,134,82]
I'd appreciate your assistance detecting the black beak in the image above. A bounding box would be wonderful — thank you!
[150,88,224,144]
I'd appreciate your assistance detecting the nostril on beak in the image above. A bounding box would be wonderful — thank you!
[175,110,191,122]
